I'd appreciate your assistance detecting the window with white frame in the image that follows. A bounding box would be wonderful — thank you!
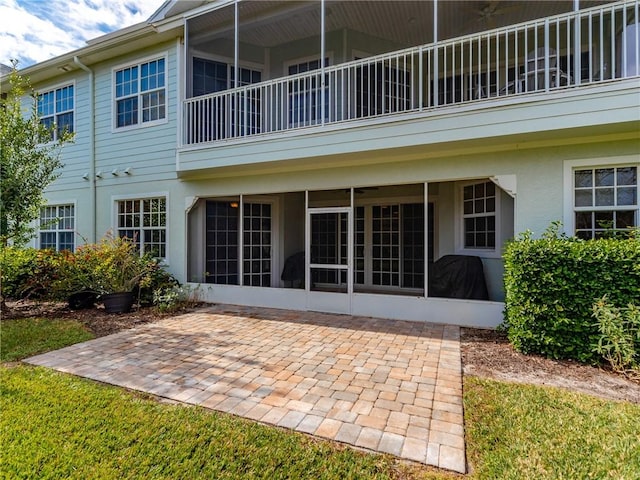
[38,84,74,141]
[115,57,166,128]
[462,181,496,250]
[39,205,75,251]
[287,57,329,127]
[117,198,167,258]
[573,165,638,239]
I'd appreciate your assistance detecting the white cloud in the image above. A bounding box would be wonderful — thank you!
[0,0,162,68]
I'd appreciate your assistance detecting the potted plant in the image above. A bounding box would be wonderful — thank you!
[88,233,153,313]
[50,249,98,309]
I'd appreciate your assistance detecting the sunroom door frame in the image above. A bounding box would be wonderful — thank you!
[305,192,353,315]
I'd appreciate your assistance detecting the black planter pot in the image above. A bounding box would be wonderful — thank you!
[102,292,135,314]
[68,291,97,310]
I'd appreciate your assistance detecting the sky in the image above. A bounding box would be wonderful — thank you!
[0,0,163,69]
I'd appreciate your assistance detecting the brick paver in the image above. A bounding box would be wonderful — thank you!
[25,304,466,473]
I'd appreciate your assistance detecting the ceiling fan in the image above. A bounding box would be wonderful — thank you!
[343,187,379,194]
[464,1,522,32]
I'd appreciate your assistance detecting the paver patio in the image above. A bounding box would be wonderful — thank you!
[25,304,466,473]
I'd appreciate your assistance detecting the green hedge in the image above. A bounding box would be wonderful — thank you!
[503,228,640,363]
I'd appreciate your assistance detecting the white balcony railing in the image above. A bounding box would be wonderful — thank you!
[183,0,639,146]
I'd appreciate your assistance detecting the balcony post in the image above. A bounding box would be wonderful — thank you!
[433,0,439,107]
[321,0,326,125]
[545,19,550,90]
[234,0,239,89]
[574,0,581,86]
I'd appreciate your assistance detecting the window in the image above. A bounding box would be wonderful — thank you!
[574,166,638,239]
[191,58,262,140]
[39,205,74,251]
[243,203,272,287]
[205,200,273,286]
[192,58,262,97]
[115,58,166,128]
[353,203,425,290]
[288,58,329,127]
[117,198,167,257]
[462,181,496,249]
[38,85,73,141]
[356,60,411,117]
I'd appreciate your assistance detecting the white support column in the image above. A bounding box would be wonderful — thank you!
[239,194,244,286]
[234,0,239,89]
[544,19,550,90]
[424,182,429,298]
[433,0,439,107]
[320,0,326,125]
[305,191,310,299]
[348,188,354,302]
[574,0,581,86]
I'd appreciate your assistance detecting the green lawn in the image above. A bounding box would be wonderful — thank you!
[1,317,639,479]
[464,377,640,480]
[0,317,94,362]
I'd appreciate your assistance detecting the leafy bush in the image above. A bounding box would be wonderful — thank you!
[84,234,154,295]
[137,256,179,306]
[1,234,179,308]
[152,284,195,313]
[0,247,62,300]
[593,297,640,375]
[503,224,640,363]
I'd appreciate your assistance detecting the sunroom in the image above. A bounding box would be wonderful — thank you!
[186,179,514,327]
[180,0,639,147]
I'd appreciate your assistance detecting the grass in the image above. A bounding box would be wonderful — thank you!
[1,317,639,479]
[0,317,94,362]
[0,366,405,480]
[464,377,640,479]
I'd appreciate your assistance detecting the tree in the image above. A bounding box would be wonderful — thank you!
[0,63,72,247]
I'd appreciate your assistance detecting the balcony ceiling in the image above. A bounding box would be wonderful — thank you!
[188,0,615,49]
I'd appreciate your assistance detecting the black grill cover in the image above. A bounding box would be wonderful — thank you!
[428,255,489,300]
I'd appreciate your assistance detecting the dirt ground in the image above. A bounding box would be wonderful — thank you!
[4,299,639,404]
[461,327,640,404]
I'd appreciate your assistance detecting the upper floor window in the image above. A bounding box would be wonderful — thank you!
[574,166,638,239]
[462,181,496,250]
[38,84,73,141]
[287,57,329,127]
[115,58,166,128]
[40,204,75,251]
[117,197,167,258]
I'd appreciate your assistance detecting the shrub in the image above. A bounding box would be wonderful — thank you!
[593,297,640,375]
[136,255,179,306]
[503,224,640,363]
[0,247,62,300]
[78,234,154,295]
[152,284,196,313]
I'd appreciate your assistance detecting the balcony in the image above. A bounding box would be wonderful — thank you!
[181,0,639,148]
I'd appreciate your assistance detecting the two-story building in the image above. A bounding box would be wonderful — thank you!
[5,0,639,327]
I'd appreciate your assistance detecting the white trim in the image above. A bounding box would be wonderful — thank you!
[111,52,169,133]
[562,155,640,235]
[455,179,502,259]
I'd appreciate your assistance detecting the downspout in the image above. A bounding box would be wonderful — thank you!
[73,56,96,243]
